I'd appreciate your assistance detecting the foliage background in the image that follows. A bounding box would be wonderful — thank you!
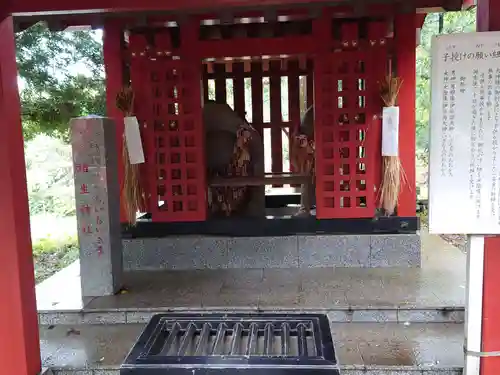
[416,11,476,162]
[17,24,105,141]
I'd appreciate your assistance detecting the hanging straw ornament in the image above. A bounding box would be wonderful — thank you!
[378,75,407,216]
[115,87,146,225]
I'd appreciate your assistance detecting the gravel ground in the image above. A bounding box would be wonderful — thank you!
[417,207,467,253]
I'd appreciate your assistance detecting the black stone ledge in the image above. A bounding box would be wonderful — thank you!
[121,216,420,238]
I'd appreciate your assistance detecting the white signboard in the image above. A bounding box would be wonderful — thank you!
[429,32,500,234]
[382,106,400,156]
[124,116,145,165]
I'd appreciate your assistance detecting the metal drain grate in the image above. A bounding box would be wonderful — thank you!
[121,313,339,375]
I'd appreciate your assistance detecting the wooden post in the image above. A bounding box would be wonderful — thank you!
[476,2,500,374]
[463,1,500,374]
[394,13,417,216]
[270,60,283,187]
[0,15,41,375]
[312,10,333,219]
[103,20,128,222]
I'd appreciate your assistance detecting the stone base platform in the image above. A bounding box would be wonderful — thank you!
[37,231,461,326]
[122,233,421,271]
[37,259,464,326]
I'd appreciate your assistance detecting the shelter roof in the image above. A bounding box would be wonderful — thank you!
[6,0,475,30]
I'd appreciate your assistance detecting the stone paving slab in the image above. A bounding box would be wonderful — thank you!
[38,263,465,310]
[123,233,421,270]
[40,322,463,375]
[37,264,465,325]
[37,231,466,326]
[38,307,465,326]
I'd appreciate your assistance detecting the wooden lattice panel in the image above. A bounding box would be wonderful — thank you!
[313,19,388,219]
[314,51,375,218]
[128,33,151,214]
[129,30,207,222]
[126,16,389,222]
[202,58,314,188]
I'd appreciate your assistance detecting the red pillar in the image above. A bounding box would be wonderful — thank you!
[103,20,127,222]
[312,10,333,219]
[394,13,417,217]
[0,15,41,375]
[477,2,500,374]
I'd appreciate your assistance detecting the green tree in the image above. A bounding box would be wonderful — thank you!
[416,9,476,162]
[16,23,105,140]
[25,135,75,216]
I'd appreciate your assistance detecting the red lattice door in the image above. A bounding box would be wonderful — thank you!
[314,51,378,219]
[129,30,207,222]
[313,18,388,219]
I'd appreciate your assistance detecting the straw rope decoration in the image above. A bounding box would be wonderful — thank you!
[115,87,145,225]
[378,75,408,216]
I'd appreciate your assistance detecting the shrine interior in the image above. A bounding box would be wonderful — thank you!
[120,13,419,237]
[135,17,318,222]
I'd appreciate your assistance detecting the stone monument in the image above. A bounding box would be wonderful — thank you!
[70,116,123,297]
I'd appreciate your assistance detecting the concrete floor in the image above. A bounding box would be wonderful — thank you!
[36,230,466,313]
[38,232,466,374]
[40,322,464,374]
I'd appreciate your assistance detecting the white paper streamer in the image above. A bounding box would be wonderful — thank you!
[382,106,400,156]
[124,116,145,164]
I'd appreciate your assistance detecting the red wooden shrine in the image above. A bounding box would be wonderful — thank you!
[122,12,403,222]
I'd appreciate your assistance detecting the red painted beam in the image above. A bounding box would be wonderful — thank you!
[8,0,469,17]
[478,1,500,374]
[416,13,426,29]
[9,0,347,15]
[482,236,500,375]
[395,13,417,217]
[477,0,500,32]
[197,36,316,59]
[463,0,476,9]
[0,15,41,375]
[1,3,9,19]
[103,20,129,222]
